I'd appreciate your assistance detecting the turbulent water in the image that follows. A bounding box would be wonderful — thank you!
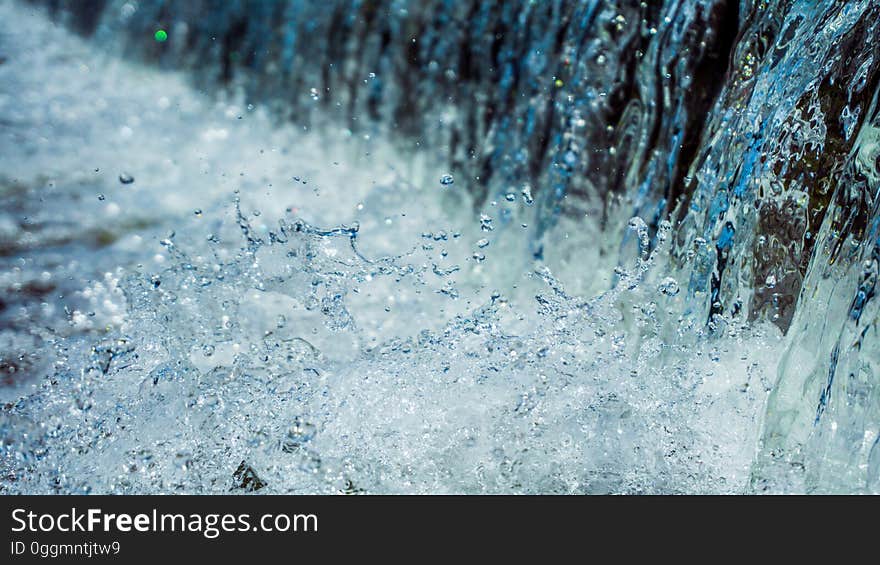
[1,0,880,493]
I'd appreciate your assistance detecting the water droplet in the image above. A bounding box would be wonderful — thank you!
[658,277,680,296]
[628,217,650,260]
[118,173,135,184]
[440,174,455,186]
[281,417,317,452]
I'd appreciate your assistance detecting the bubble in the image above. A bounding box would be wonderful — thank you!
[658,277,680,296]
[440,174,454,186]
[281,417,317,452]
[627,217,650,260]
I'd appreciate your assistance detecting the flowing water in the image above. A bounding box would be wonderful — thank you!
[1,0,879,494]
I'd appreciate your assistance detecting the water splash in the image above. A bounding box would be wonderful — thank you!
[3,0,880,493]
[2,197,779,493]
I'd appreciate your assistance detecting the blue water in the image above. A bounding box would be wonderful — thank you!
[1,0,880,493]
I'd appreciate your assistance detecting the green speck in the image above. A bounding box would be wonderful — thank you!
[554,79,564,88]
[154,29,168,42]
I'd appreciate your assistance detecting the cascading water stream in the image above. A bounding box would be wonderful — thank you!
[1,0,879,493]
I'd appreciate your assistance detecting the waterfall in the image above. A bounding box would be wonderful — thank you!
[2,0,880,493]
